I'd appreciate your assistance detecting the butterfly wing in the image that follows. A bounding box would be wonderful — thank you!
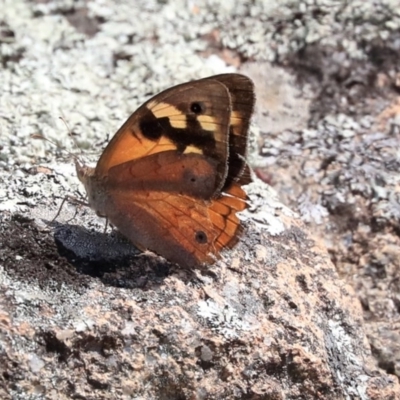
[106,150,219,199]
[96,78,233,196]
[211,74,255,187]
[104,165,247,267]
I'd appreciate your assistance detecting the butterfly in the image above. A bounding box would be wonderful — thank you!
[75,74,255,267]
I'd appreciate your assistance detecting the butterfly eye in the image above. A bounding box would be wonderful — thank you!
[190,102,204,114]
[195,230,208,244]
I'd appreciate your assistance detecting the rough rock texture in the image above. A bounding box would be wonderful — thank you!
[1,182,398,399]
[1,0,400,399]
[249,9,400,386]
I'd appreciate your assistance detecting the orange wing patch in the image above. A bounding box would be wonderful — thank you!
[209,183,247,251]
[95,120,178,176]
[104,182,247,267]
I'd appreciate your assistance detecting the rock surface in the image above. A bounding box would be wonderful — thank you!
[1,182,398,399]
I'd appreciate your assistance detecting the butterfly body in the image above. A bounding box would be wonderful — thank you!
[76,74,255,267]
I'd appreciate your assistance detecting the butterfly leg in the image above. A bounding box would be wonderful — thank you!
[52,195,89,223]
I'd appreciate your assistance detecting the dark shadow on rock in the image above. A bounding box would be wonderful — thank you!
[1,214,91,293]
[49,219,174,289]
[0,214,174,291]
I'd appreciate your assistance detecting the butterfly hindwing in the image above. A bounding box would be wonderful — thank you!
[103,151,248,266]
[104,176,247,267]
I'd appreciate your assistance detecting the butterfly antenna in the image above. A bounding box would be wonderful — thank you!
[32,114,86,169]
[59,114,83,162]
[31,133,78,161]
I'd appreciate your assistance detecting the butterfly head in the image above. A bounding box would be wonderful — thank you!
[74,158,109,218]
[74,158,94,185]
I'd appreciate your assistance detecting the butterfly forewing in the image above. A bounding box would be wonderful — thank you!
[96,79,233,196]
[107,150,219,200]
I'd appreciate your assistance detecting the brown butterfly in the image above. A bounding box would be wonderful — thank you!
[75,74,255,267]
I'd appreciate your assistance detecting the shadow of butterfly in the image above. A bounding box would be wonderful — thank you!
[76,74,255,267]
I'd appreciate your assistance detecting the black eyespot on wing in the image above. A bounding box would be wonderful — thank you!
[190,102,204,114]
[195,231,208,244]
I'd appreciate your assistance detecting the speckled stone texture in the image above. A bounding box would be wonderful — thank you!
[1,0,400,399]
[1,182,398,399]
